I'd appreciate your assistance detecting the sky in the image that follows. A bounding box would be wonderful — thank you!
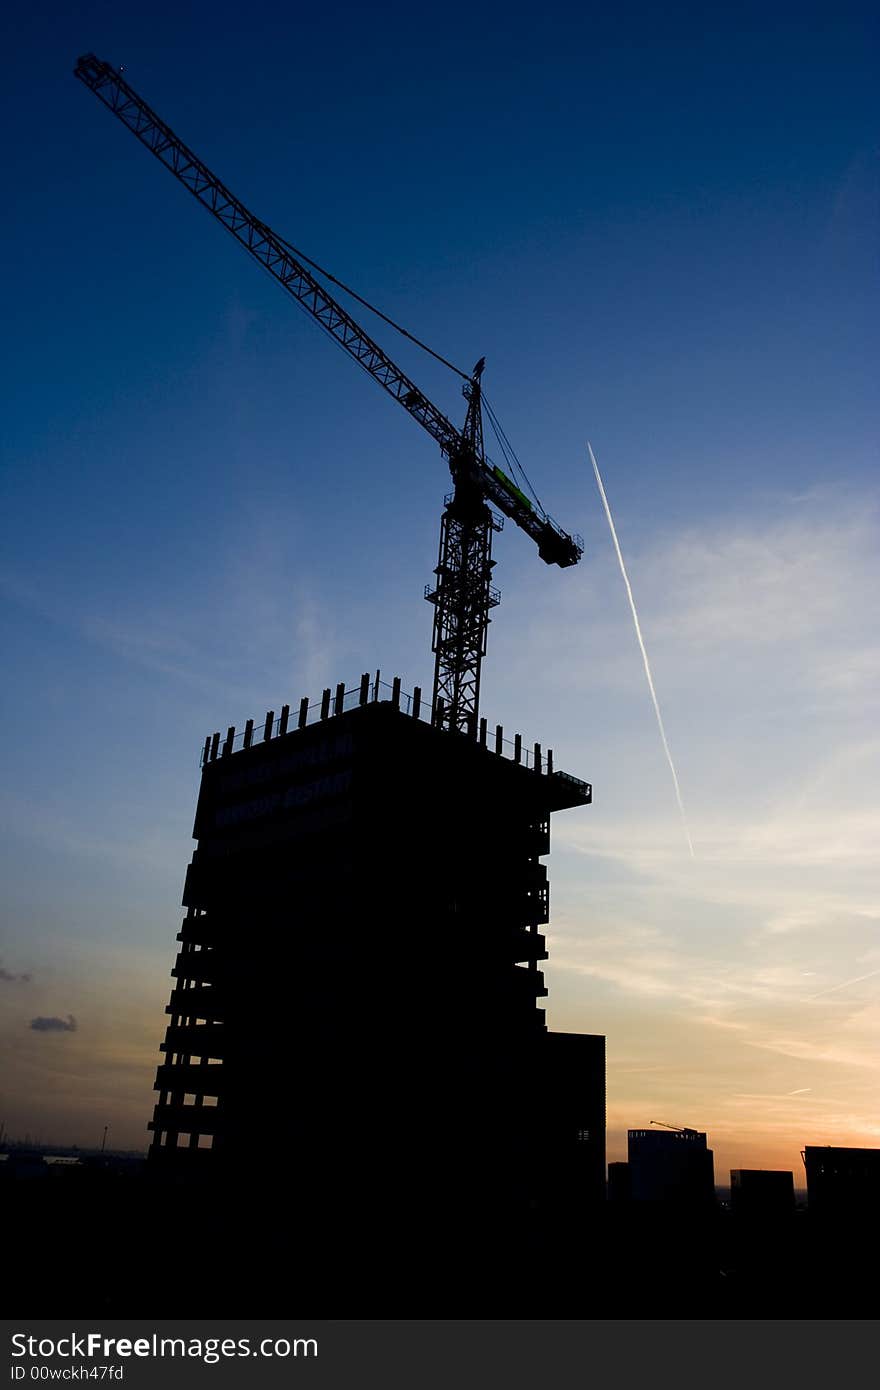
[1,1,878,1181]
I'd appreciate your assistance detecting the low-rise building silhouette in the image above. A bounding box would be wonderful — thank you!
[803,1146,880,1214]
[627,1126,715,1205]
[730,1168,795,1217]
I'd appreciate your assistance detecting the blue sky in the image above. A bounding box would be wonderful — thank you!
[1,2,878,1170]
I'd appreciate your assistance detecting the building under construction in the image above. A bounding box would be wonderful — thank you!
[76,57,605,1272]
[148,676,603,1243]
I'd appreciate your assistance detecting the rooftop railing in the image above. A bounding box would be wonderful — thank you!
[199,673,589,795]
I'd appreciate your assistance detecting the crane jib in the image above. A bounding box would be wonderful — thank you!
[74,53,582,574]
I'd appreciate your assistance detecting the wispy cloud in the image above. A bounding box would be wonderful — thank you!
[0,503,340,715]
[646,493,879,655]
[745,1034,878,1071]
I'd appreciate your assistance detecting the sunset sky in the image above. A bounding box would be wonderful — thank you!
[2,2,877,1183]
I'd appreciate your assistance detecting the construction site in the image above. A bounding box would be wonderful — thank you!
[5,47,868,1322]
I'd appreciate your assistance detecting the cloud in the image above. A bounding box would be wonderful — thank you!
[30,1014,77,1033]
[644,493,879,655]
[745,1034,877,1071]
[0,963,32,984]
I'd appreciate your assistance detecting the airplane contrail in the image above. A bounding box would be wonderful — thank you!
[587,442,695,858]
[803,967,880,1001]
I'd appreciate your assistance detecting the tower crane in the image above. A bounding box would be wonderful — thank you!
[74,54,583,734]
[650,1121,699,1135]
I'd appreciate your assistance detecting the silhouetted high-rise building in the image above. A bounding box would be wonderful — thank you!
[147,675,599,1249]
[730,1168,795,1217]
[627,1127,715,1205]
[803,1146,880,1214]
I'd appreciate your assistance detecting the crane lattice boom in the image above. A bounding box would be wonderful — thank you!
[74,53,583,733]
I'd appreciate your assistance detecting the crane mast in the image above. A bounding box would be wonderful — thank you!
[425,366,499,732]
[74,54,583,734]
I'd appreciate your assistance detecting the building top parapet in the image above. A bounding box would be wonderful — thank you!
[198,672,590,804]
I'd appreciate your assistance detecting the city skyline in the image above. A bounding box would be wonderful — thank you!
[1,2,878,1183]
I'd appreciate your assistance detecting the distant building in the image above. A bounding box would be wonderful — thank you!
[803,1146,880,1214]
[730,1168,794,1217]
[627,1127,715,1205]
